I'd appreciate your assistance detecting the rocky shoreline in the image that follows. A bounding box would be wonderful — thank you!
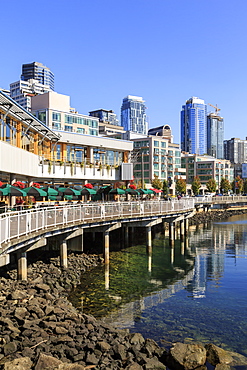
[1,210,247,369]
[189,208,247,225]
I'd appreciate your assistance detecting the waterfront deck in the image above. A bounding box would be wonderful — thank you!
[0,199,195,279]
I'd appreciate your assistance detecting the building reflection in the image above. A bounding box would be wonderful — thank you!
[101,215,247,328]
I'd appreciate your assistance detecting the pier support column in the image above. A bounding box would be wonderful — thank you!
[131,227,135,244]
[180,219,185,241]
[146,226,152,254]
[148,253,152,273]
[125,226,129,248]
[60,240,68,268]
[104,231,110,264]
[169,221,175,246]
[105,263,110,290]
[181,240,185,255]
[17,251,27,281]
[92,231,96,242]
[184,218,189,236]
[170,245,174,264]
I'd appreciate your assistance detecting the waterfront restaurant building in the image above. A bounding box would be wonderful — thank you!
[0,91,133,188]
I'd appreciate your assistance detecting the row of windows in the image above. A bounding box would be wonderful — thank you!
[154,141,167,148]
[65,114,98,128]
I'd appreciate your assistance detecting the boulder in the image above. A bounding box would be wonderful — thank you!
[166,342,207,370]
[34,353,64,370]
[3,357,32,370]
[205,344,233,365]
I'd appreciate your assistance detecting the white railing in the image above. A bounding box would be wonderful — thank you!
[0,199,194,248]
[193,195,247,204]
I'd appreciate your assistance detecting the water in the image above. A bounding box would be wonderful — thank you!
[69,214,247,356]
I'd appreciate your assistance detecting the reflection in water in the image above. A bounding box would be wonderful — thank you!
[69,214,247,356]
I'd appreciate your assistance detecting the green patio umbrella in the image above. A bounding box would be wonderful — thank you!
[136,189,149,195]
[146,189,155,194]
[80,188,97,195]
[58,187,80,196]
[96,185,112,194]
[125,188,138,195]
[109,188,126,195]
[41,187,59,196]
[1,185,26,196]
[23,187,47,197]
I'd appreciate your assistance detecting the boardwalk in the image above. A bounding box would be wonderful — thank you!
[0,199,194,248]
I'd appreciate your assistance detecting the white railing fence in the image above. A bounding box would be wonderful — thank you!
[0,199,194,247]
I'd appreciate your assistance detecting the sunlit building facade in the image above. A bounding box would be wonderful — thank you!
[21,62,54,91]
[181,97,207,155]
[121,95,148,135]
[207,113,224,159]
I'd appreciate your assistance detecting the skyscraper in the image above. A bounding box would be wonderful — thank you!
[121,95,148,135]
[10,62,54,111]
[181,97,207,155]
[207,112,224,159]
[21,62,54,91]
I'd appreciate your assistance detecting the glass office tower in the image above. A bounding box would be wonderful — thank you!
[21,62,54,90]
[121,95,148,134]
[207,113,224,159]
[181,97,207,155]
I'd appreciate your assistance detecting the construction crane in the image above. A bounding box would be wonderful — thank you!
[208,103,221,115]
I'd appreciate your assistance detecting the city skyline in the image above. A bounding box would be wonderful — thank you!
[1,0,247,144]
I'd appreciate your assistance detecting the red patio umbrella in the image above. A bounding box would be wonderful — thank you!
[150,188,163,193]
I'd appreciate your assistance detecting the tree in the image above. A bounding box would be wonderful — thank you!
[220,178,231,194]
[235,176,243,194]
[162,179,169,195]
[206,178,217,193]
[151,174,162,190]
[175,178,186,195]
[191,176,201,195]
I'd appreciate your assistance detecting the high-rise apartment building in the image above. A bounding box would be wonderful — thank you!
[207,112,224,159]
[224,137,247,164]
[181,97,207,155]
[10,62,54,111]
[21,62,54,91]
[10,79,51,111]
[121,95,148,135]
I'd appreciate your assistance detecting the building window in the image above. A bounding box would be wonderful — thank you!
[52,112,61,122]
[65,125,73,132]
[38,111,46,123]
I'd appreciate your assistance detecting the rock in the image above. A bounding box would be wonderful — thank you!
[215,364,231,370]
[143,356,167,369]
[205,343,233,365]
[126,363,143,370]
[97,340,111,352]
[3,357,33,370]
[129,333,145,345]
[112,343,127,360]
[55,326,69,334]
[34,353,63,370]
[35,283,50,292]
[8,289,27,300]
[166,342,207,370]
[0,317,20,334]
[14,307,28,320]
[3,341,18,356]
[57,364,85,369]
[85,351,99,365]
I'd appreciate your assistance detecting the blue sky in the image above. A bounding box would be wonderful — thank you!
[1,0,246,143]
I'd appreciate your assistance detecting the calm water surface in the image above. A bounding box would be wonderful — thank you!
[69,214,247,355]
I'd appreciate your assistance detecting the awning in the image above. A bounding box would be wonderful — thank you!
[0,91,60,142]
